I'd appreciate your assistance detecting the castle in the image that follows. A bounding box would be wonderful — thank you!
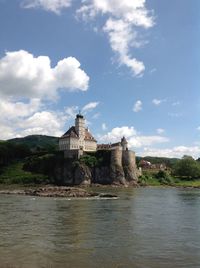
[59,113,130,158]
[59,113,139,185]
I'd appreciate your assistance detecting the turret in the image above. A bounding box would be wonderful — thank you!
[121,136,128,151]
[75,113,85,140]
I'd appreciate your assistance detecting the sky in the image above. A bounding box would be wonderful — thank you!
[0,0,199,158]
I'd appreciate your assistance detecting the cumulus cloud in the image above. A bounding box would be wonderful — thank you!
[197,126,200,131]
[152,98,166,106]
[133,100,142,112]
[0,97,77,139]
[18,111,65,137]
[98,126,169,148]
[77,0,154,76]
[0,50,89,100]
[141,146,200,159]
[22,0,72,14]
[0,99,41,119]
[0,105,66,139]
[82,102,99,113]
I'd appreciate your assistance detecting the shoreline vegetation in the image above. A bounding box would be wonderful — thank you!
[1,160,200,189]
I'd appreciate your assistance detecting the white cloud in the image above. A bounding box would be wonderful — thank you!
[19,111,64,137]
[141,146,200,159]
[129,136,169,148]
[98,126,169,149]
[0,99,41,119]
[0,125,16,140]
[133,100,142,112]
[77,0,154,27]
[92,113,100,119]
[0,107,66,139]
[0,50,89,100]
[156,128,165,135]
[152,98,166,106]
[197,126,200,131]
[103,18,145,76]
[102,123,107,131]
[82,102,99,113]
[77,0,154,76]
[22,0,71,14]
[0,97,71,139]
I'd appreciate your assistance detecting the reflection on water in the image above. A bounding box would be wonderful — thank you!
[0,187,200,268]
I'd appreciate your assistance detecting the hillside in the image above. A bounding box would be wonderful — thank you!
[136,156,180,168]
[8,135,59,151]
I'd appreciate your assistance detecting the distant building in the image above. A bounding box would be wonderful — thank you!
[139,160,167,171]
[139,160,151,168]
[97,136,128,151]
[59,113,97,158]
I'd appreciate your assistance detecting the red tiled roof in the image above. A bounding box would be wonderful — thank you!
[61,126,78,139]
[61,126,96,141]
[84,128,97,142]
[97,144,111,149]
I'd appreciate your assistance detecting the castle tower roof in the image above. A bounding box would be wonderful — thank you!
[121,136,127,143]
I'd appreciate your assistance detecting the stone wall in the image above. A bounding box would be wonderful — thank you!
[110,149,127,185]
[122,151,138,184]
[109,149,138,185]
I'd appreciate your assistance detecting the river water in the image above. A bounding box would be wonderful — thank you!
[0,187,200,268]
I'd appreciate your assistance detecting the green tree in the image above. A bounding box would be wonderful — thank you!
[173,158,200,179]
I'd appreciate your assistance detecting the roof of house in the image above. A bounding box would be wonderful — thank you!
[61,126,96,142]
[85,128,97,142]
[97,144,111,149]
[61,126,79,139]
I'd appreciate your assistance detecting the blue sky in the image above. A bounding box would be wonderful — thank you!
[0,0,199,158]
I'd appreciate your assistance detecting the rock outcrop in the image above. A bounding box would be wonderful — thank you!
[74,164,92,185]
[0,187,118,198]
[24,149,139,187]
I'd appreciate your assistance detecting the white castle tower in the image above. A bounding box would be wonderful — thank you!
[75,113,85,143]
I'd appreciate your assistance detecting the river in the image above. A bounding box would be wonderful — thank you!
[0,187,200,268]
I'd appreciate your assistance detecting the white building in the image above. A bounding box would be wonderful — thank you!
[59,113,97,157]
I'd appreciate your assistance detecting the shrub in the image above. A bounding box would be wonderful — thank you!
[79,155,98,168]
[155,170,174,185]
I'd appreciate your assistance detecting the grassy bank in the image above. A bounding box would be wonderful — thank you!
[0,162,49,185]
[139,170,200,187]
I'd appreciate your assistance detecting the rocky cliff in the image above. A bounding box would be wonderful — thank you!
[24,149,139,186]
